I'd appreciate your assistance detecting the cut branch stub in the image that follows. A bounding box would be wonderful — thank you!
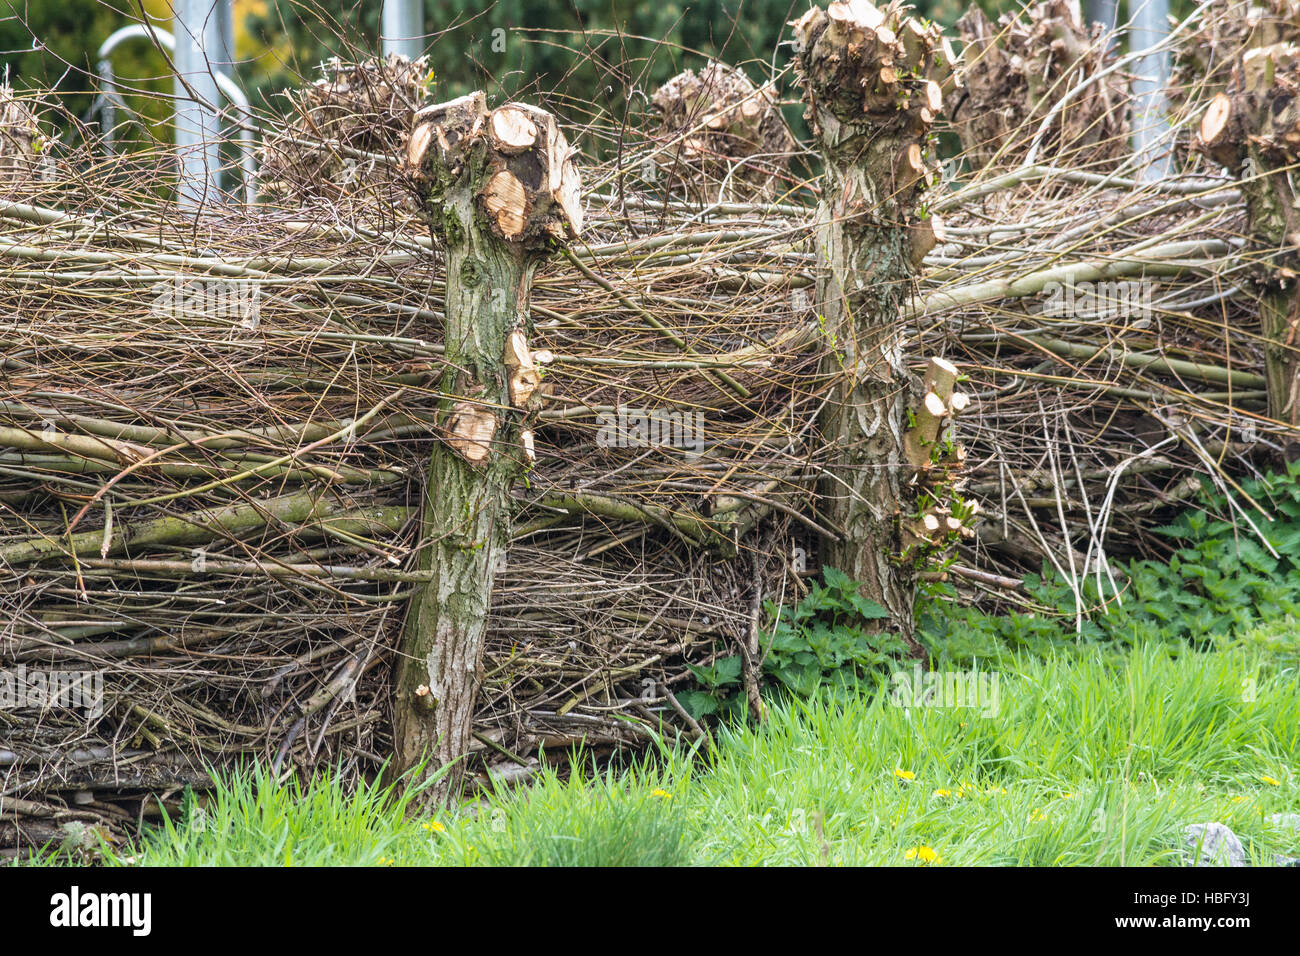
[504,329,542,407]
[1198,92,1236,169]
[445,401,498,463]
[906,214,946,268]
[409,97,582,245]
[903,357,974,557]
[482,170,529,240]
[489,105,538,153]
[1196,47,1300,176]
[905,357,960,472]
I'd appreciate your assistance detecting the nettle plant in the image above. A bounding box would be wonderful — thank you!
[683,467,1300,719]
[678,566,909,720]
[920,464,1300,663]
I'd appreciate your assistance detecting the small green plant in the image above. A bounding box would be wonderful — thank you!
[677,655,745,720]
[762,566,908,695]
[921,465,1300,666]
[679,566,909,719]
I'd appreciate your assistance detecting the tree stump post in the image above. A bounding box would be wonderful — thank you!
[392,93,582,800]
[1198,47,1300,456]
[792,1,947,650]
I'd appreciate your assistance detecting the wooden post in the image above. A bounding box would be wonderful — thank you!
[1197,46,1300,456]
[391,94,582,800]
[649,61,794,202]
[950,2,1127,171]
[792,1,948,652]
[0,85,44,188]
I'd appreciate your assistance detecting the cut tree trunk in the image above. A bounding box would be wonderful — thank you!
[1197,47,1300,455]
[792,1,949,652]
[950,0,1127,171]
[0,84,45,188]
[257,54,432,203]
[1173,1,1300,115]
[391,93,582,801]
[649,61,795,202]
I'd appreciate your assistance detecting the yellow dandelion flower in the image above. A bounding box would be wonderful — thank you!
[905,845,940,863]
[933,788,951,798]
[651,789,673,799]
[1062,792,1076,799]
[894,769,915,781]
[1231,795,1250,804]
[423,821,446,833]
[1261,775,1281,786]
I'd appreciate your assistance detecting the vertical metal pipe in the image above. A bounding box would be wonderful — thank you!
[1130,0,1172,181]
[381,0,424,60]
[173,0,223,206]
[214,0,235,79]
[1084,0,1119,32]
[95,58,119,152]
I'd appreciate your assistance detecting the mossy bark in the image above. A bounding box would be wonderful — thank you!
[390,94,581,801]
[390,208,531,799]
[793,2,947,651]
[1197,51,1300,457]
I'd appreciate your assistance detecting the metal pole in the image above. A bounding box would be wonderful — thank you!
[173,0,223,206]
[381,0,424,60]
[1084,0,1118,32]
[100,23,258,204]
[214,0,235,80]
[1130,0,1172,181]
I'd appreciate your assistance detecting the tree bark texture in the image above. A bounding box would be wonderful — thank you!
[390,94,581,800]
[1198,44,1300,454]
[793,0,948,650]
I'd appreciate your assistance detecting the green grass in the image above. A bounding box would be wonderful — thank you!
[43,619,1297,867]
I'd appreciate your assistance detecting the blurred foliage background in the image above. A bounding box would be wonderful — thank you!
[1,1,1010,117]
[1,0,1196,149]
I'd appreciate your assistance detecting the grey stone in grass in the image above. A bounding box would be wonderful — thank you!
[1267,812,1300,831]
[1275,855,1300,867]
[1183,823,1247,867]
